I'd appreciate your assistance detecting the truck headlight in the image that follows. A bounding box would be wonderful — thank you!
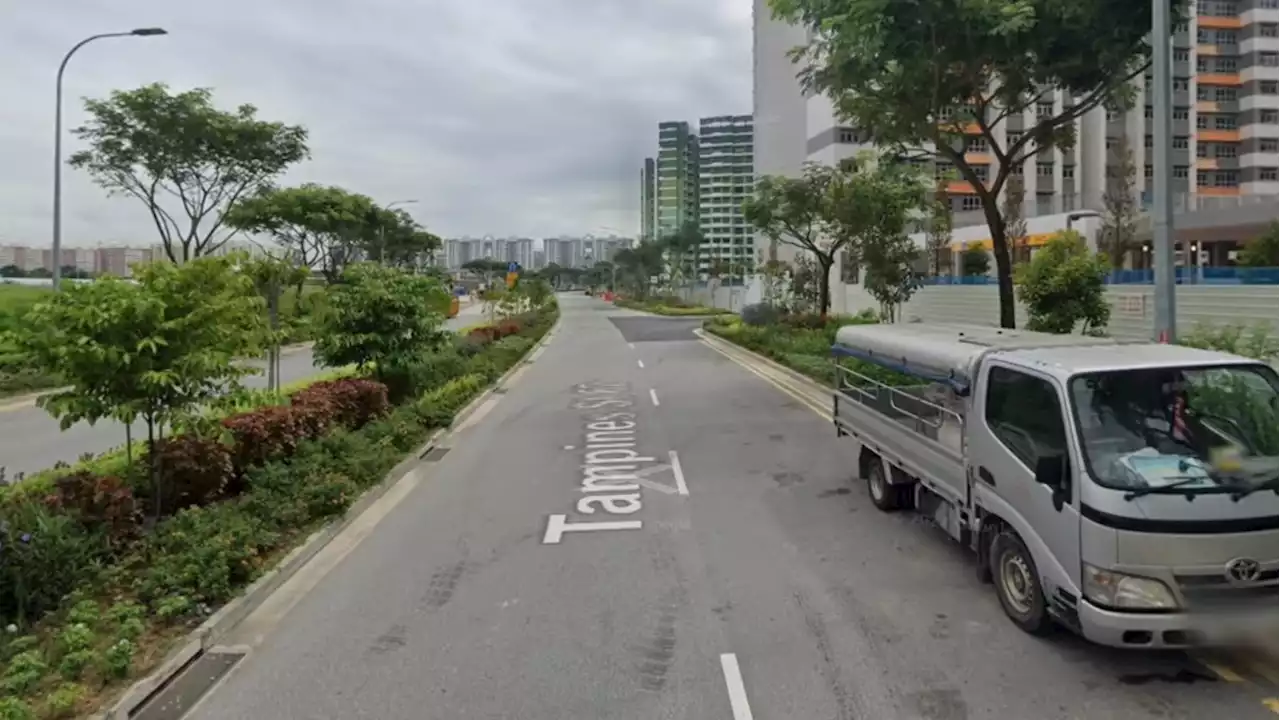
[1082,564,1179,610]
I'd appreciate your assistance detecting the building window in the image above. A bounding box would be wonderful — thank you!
[1215,30,1238,45]
[1260,168,1280,181]
[1215,171,1240,187]
[1262,24,1279,38]
[1263,0,1279,8]
[1036,162,1054,177]
[1214,115,1237,129]
[1173,165,1189,179]
[1010,164,1024,176]
[1144,106,1155,119]
[1262,53,1280,67]
[837,128,858,144]
[1145,164,1155,178]
[1197,143,1209,157]
[1105,137,1117,150]
[973,165,990,181]
[1263,110,1279,123]
[1261,139,1279,153]
[1173,136,1189,149]
[1196,85,1212,101]
[1144,134,1154,149]
[1215,144,1237,158]
[960,196,982,211]
[1105,108,1119,121]
[1196,115,1209,129]
[1036,101,1054,119]
[1173,107,1190,120]
[1261,81,1279,95]
[1197,29,1211,44]
[1216,57,1238,72]
[1174,48,1189,62]
[1063,165,1075,179]
[1215,87,1237,101]
[1006,130,1024,145]
[1197,171,1211,187]
[966,137,989,153]
[1173,78,1190,91]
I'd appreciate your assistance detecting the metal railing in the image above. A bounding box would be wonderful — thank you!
[834,362,965,454]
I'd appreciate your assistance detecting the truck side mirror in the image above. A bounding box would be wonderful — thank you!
[1034,454,1066,490]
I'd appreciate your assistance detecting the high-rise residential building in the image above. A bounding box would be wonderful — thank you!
[640,157,658,242]
[656,121,700,237]
[757,2,1279,269]
[697,115,755,273]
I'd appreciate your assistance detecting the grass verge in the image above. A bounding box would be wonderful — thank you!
[0,303,557,719]
[614,298,733,316]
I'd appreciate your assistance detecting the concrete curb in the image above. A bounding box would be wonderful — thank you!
[695,328,832,403]
[98,312,561,720]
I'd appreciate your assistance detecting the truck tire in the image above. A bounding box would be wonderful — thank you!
[990,530,1054,636]
[866,459,902,512]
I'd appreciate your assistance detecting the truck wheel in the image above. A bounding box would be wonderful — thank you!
[866,460,901,512]
[990,530,1054,636]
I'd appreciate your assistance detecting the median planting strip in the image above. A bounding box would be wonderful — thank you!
[0,265,557,720]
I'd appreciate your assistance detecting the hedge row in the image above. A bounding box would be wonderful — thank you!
[0,302,557,720]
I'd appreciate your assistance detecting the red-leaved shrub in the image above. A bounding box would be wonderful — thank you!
[154,435,235,510]
[223,405,309,474]
[43,471,140,549]
[292,379,388,428]
[495,319,522,338]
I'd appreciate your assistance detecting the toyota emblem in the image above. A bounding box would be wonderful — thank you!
[1224,557,1263,586]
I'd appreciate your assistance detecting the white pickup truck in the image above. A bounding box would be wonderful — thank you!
[831,323,1278,648]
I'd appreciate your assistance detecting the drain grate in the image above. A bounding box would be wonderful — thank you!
[132,649,245,720]
[420,446,451,462]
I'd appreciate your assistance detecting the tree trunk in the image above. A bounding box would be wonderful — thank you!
[979,201,1017,328]
[147,417,159,522]
[818,255,834,318]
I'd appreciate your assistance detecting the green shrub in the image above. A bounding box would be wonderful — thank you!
[380,349,468,403]
[0,697,35,720]
[1180,323,1277,363]
[0,501,104,625]
[0,649,46,695]
[741,303,779,327]
[44,681,84,718]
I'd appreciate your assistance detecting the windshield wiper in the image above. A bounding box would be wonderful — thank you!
[1123,476,1219,501]
[1229,475,1279,502]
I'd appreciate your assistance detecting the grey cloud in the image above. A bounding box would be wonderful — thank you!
[0,0,749,245]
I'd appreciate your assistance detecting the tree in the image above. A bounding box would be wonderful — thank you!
[925,181,953,277]
[10,255,266,516]
[1101,133,1139,269]
[660,222,704,297]
[1237,222,1278,268]
[0,265,25,278]
[313,263,450,385]
[961,243,991,277]
[242,255,310,392]
[70,84,309,263]
[1016,230,1112,334]
[224,183,375,287]
[743,164,837,314]
[1003,175,1030,266]
[612,241,665,298]
[863,234,923,322]
[770,0,1177,328]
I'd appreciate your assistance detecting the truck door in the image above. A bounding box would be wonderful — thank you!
[970,362,1081,611]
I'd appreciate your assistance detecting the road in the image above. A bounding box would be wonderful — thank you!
[0,302,487,482]
[147,293,1277,720]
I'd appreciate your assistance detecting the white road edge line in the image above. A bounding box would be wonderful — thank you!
[637,359,645,369]
[720,653,755,720]
[649,388,660,406]
[670,450,688,496]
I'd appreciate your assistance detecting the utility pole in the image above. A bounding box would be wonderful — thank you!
[1151,0,1177,343]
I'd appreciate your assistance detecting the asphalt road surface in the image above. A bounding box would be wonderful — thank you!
[0,302,487,481]
[161,293,1277,720]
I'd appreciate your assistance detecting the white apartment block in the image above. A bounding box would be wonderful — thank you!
[757,0,1280,270]
[442,236,631,271]
[698,115,755,273]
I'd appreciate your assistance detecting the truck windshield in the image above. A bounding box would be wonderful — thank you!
[1069,364,1279,493]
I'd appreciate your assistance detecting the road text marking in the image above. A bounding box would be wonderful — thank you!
[637,359,645,369]
[649,388,660,406]
[720,653,755,720]
[670,450,688,495]
[543,514,643,544]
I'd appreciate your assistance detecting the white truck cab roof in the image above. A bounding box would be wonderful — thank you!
[831,323,1261,392]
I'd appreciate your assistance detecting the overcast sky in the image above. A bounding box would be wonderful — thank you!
[1,1,751,247]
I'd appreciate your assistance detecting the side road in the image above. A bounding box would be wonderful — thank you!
[144,296,1275,720]
[0,302,486,481]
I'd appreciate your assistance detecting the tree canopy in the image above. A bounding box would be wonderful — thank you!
[70,83,309,263]
[768,0,1180,327]
[225,183,374,276]
[1015,230,1112,334]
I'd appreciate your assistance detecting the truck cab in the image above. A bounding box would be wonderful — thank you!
[831,323,1278,648]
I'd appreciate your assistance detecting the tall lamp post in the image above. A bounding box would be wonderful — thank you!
[52,27,167,291]
[379,198,418,264]
[1151,0,1177,342]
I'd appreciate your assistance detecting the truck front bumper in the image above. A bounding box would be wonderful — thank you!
[1078,596,1277,649]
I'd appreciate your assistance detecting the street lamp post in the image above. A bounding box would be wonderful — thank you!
[379,199,418,264]
[1151,0,1177,342]
[52,27,167,291]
